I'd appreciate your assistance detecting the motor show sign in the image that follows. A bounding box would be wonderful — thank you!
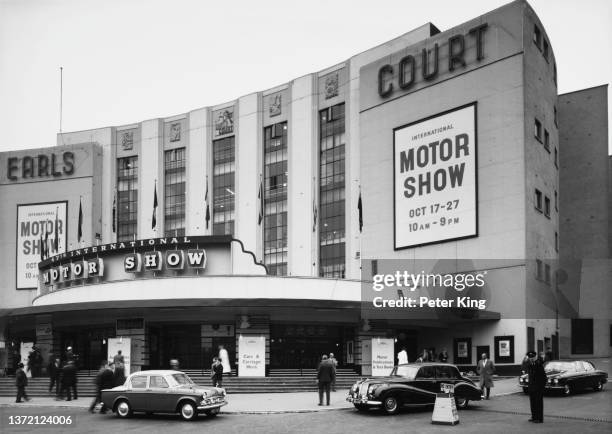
[17,202,67,289]
[393,103,477,249]
[371,338,395,376]
[238,335,265,377]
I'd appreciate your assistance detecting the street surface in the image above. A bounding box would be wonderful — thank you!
[0,385,609,433]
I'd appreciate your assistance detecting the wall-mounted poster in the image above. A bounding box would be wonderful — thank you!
[494,335,514,364]
[16,201,67,289]
[371,338,394,376]
[499,339,511,357]
[453,337,472,365]
[393,103,478,249]
[457,341,468,358]
[107,338,132,376]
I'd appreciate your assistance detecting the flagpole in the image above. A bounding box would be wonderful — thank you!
[59,67,63,133]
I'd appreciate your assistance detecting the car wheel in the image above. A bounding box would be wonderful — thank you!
[179,401,197,421]
[115,400,133,418]
[455,397,469,409]
[354,404,369,412]
[594,381,604,392]
[382,395,400,415]
[205,408,220,417]
[522,387,529,394]
[563,384,572,396]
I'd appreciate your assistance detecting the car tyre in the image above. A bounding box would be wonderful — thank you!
[382,395,400,415]
[455,396,469,409]
[522,387,529,394]
[594,381,604,392]
[354,404,369,412]
[205,408,220,417]
[179,401,197,421]
[115,400,133,419]
[563,384,572,396]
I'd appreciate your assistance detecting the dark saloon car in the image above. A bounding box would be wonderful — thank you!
[347,363,482,414]
[101,370,227,421]
[519,360,607,396]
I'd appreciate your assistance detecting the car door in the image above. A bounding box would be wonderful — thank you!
[128,375,150,412]
[572,362,587,390]
[147,375,175,412]
[412,366,438,404]
[581,362,596,388]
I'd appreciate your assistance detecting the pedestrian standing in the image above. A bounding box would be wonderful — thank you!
[416,349,429,363]
[317,355,335,406]
[397,347,408,365]
[15,362,31,403]
[113,350,125,380]
[527,351,546,423]
[218,345,231,376]
[211,357,224,388]
[62,360,77,401]
[47,355,60,395]
[438,348,449,363]
[89,361,114,413]
[329,353,338,392]
[170,358,180,370]
[477,352,495,399]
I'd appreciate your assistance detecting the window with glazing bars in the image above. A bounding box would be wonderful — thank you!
[263,122,288,276]
[319,103,346,278]
[117,156,138,241]
[213,136,235,235]
[164,148,186,237]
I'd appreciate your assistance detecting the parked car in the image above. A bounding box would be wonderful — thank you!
[347,363,482,415]
[518,360,607,396]
[101,370,227,421]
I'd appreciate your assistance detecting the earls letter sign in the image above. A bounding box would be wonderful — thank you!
[393,103,477,249]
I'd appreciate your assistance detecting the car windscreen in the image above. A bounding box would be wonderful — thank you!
[544,361,574,372]
[172,373,194,385]
[391,366,420,379]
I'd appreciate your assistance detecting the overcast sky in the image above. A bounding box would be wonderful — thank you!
[0,0,610,153]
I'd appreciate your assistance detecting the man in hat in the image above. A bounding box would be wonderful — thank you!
[15,362,31,403]
[526,351,546,423]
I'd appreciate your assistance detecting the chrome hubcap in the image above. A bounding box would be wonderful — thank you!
[564,385,570,394]
[385,397,397,411]
[117,402,129,416]
[182,404,194,418]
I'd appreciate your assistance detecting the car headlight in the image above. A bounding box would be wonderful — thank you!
[367,384,385,396]
[553,379,559,384]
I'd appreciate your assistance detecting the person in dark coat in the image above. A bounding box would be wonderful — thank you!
[15,363,31,403]
[211,357,224,388]
[47,356,61,395]
[61,361,78,401]
[438,348,449,363]
[477,352,495,399]
[527,351,546,423]
[89,361,114,413]
[317,355,335,406]
[113,350,125,380]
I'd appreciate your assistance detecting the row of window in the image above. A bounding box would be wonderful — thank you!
[533,24,556,85]
[535,259,552,285]
[534,118,558,167]
[534,189,558,217]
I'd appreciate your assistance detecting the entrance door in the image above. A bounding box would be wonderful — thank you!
[160,324,202,369]
[476,345,490,361]
[269,324,345,369]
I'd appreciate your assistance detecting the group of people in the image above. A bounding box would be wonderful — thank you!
[210,345,232,388]
[398,347,450,364]
[316,353,338,406]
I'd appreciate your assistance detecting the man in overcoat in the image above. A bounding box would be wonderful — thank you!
[527,351,546,423]
[477,352,495,399]
[317,355,335,406]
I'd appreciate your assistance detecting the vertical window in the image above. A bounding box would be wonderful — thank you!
[555,232,559,252]
[533,25,541,49]
[117,156,138,241]
[319,103,346,278]
[544,263,551,285]
[554,147,558,169]
[571,319,593,354]
[554,106,558,127]
[535,259,543,280]
[542,39,549,61]
[534,119,542,141]
[263,122,288,276]
[553,63,557,86]
[213,137,235,235]
[164,148,186,237]
[535,189,542,211]
[544,130,550,152]
[554,191,558,211]
[544,196,551,217]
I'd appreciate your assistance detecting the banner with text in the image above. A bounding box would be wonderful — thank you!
[238,335,265,377]
[371,338,395,376]
[394,103,477,249]
[17,202,67,289]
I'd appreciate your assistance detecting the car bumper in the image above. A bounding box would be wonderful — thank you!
[197,400,228,411]
[346,396,382,406]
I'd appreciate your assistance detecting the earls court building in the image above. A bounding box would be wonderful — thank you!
[0,0,609,376]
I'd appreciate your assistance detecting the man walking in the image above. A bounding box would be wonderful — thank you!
[211,357,224,388]
[527,351,546,423]
[477,352,495,399]
[89,361,114,413]
[62,360,77,401]
[317,355,335,406]
[47,355,60,395]
[15,363,31,403]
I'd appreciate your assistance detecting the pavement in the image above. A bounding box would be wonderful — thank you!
[0,378,521,413]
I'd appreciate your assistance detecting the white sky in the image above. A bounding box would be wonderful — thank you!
[0,0,610,153]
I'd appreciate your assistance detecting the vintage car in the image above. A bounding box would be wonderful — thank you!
[101,370,227,421]
[347,363,482,415]
[519,360,607,396]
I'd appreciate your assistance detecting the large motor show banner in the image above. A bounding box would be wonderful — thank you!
[16,201,67,289]
[393,103,477,249]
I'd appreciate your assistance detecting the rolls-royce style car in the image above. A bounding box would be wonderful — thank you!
[519,360,607,396]
[101,370,227,421]
[347,363,482,415]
